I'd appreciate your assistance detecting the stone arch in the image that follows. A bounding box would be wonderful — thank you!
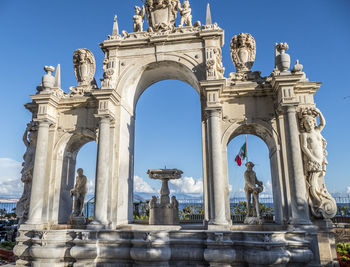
[221,121,284,224]
[116,57,203,113]
[52,129,96,224]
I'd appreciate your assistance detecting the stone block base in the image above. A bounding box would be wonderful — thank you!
[149,206,179,225]
[13,224,330,266]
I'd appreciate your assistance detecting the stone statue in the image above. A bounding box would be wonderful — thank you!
[133,5,145,32]
[214,48,225,79]
[230,33,256,73]
[179,0,192,27]
[244,162,263,224]
[299,107,337,219]
[171,195,179,209]
[71,48,97,94]
[16,121,38,225]
[70,168,88,217]
[149,196,158,209]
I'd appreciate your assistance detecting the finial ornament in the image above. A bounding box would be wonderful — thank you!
[230,33,256,73]
[112,15,119,36]
[292,59,303,73]
[205,3,212,25]
[42,66,55,91]
[275,42,290,73]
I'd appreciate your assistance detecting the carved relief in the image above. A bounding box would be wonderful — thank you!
[71,48,97,95]
[206,48,225,80]
[299,107,337,219]
[230,33,256,73]
[16,121,38,225]
[101,57,117,89]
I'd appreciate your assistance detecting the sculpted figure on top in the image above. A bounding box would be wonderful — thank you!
[71,48,97,95]
[179,0,192,27]
[133,5,146,32]
[230,33,256,73]
[299,107,337,219]
[16,121,38,225]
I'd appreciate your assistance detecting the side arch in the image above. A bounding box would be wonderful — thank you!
[50,129,96,224]
[221,121,284,224]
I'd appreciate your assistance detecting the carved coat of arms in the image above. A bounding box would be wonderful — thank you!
[230,33,256,73]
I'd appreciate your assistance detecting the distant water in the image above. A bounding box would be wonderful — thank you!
[0,202,17,213]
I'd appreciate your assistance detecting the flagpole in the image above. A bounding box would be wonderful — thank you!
[245,134,248,163]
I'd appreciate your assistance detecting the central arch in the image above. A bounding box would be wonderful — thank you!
[113,59,204,226]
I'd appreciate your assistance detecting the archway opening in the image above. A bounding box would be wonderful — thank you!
[227,134,275,223]
[133,79,203,223]
[57,135,97,224]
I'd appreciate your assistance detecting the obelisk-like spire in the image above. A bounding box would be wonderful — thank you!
[206,3,212,25]
[112,15,119,36]
[54,64,61,88]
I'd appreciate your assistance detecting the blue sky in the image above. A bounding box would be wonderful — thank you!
[0,0,349,198]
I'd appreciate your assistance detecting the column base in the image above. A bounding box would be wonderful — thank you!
[87,221,106,230]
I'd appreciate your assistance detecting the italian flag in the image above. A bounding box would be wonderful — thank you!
[235,143,247,166]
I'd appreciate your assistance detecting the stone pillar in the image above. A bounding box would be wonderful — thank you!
[27,120,51,225]
[284,105,311,224]
[93,116,111,226]
[207,108,228,225]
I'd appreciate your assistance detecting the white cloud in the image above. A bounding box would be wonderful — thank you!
[0,158,23,198]
[86,179,95,195]
[169,176,203,194]
[347,186,350,194]
[134,175,156,193]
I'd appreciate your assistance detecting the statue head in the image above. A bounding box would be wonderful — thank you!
[77,168,84,176]
[302,116,316,132]
[183,0,190,8]
[135,6,141,14]
[245,161,255,170]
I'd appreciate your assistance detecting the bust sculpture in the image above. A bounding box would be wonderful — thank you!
[244,162,263,224]
[133,5,145,32]
[299,107,337,219]
[70,168,88,217]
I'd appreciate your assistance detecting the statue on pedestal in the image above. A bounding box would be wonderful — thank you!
[244,162,264,224]
[133,5,145,32]
[16,121,38,225]
[299,107,337,219]
[68,168,88,225]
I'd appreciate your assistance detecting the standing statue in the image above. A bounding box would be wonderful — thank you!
[16,122,38,225]
[299,107,337,219]
[133,5,145,32]
[179,0,192,27]
[244,162,263,224]
[70,168,88,217]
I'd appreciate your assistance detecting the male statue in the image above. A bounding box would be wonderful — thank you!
[244,162,263,218]
[70,168,88,217]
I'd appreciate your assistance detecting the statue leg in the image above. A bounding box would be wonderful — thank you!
[245,191,251,216]
[253,193,260,218]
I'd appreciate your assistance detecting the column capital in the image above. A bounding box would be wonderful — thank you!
[94,113,114,122]
[204,107,222,118]
[33,118,55,127]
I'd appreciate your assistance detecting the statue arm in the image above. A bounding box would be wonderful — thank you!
[142,5,145,19]
[316,108,325,131]
[22,130,29,147]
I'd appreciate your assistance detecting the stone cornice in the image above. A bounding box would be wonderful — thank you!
[91,89,121,106]
[100,29,225,50]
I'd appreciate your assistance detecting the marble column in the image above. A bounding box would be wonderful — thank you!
[27,120,51,225]
[284,105,311,224]
[93,116,111,225]
[207,108,228,225]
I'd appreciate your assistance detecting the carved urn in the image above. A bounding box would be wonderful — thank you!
[42,66,55,90]
[276,43,290,72]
